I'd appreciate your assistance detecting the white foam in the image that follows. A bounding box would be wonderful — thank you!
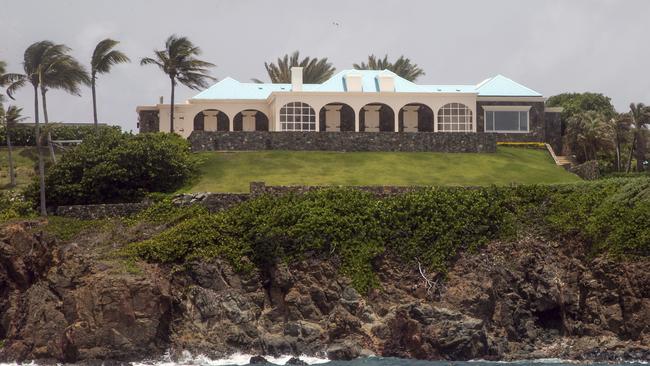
[130,351,329,366]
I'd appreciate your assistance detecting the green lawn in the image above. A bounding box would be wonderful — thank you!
[182,147,581,193]
[0,147,43,190]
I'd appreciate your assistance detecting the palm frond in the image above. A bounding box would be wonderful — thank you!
[353,54,425,81]
[92,38,130,75]
[259,51,335,83]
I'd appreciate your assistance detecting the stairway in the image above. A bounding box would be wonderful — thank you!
[545,144,574,168]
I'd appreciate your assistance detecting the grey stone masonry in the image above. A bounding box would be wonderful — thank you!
[56,202,151,219]
[188,131,496,153]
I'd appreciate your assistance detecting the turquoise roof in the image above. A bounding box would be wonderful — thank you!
[191,70,541,100]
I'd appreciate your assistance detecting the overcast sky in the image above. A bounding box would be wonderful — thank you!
[1,0,649,132]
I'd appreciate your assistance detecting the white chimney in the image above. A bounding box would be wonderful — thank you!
[377,73,395,92]
[291,66,303,91]
[345,73,363,92]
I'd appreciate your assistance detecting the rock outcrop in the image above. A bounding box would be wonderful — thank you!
[0,221,648,363]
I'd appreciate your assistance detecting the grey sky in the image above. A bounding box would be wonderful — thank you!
[1,0,649,132]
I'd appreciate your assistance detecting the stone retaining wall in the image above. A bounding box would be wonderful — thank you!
[189,131,496,153]
[55,202,152,220]
[171,192,250,212]
[249,181,427,197]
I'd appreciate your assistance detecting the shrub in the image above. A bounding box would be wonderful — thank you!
[0,124,120,146]
[0,190,36,222]
[125,180,650,293]
[25,130,197,207]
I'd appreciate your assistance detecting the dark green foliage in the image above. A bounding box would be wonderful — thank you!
[0,124,120,146]
[25,130,196,207]
[126,180,650,293]
[0,191,36,222]
[546,92,617,120]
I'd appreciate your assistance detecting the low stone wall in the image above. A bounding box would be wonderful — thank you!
[250,181,427,197]
[569,160,600,180]
[189,131,496,153]
[56,202,151,219]
[172,192,250,212]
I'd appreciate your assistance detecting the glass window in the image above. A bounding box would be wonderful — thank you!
[280,102,316,131]
[437,103,472,132]
[485,110,529,132]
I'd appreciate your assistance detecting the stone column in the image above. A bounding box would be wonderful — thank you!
[229,116,234,132]
[402,106,419,132]
[364,105,381,132]
[325,105,342,132]
[242,110,257,131]
[203,110,218,131]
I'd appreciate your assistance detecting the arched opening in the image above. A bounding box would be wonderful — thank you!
[399,103,435,132]
[359,103,395,132]
[318,103,355,132]
[193,109,230,132]
[279,102,316,131]
[233,109,270,131]
[437,103,473,132]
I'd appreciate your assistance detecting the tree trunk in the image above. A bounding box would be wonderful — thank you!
[170,77,175,133]
[33,84,47,216]
[92,76,98,132]
[615,134,621,172]
[6,133,15,187]
[626,133,636,174]
[635,130,645,172]
[40,86,56,162]
[40,85,49,124]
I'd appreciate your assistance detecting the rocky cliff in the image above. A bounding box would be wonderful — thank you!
[0,220,648,363]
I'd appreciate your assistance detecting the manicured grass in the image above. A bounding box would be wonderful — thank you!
[182,147,581,193]
[0,147,41,190]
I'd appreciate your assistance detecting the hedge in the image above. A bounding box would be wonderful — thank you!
[0,124,121,146]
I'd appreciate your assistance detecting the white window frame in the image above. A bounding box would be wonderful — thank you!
[483,105,531,133]
[437,103,473,132]
[279,102,316,132]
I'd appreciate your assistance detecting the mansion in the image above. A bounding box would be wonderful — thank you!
[137,68,563,152]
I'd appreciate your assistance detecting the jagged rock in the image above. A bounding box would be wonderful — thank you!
[0,222,648,363]
[286,356,308,365]
[326,340,361,360]
[249,355,269,364]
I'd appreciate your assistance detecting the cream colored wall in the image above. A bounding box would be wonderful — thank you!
[269,92,478,132]
[146,92,478,137]
[154,101,273,138]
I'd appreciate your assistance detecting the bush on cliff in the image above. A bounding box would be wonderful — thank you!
[25,130,197,207]
[125,178,650,293]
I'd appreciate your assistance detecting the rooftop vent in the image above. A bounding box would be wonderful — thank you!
[345,73,363,92]
[377,73,395,92]
[291,67,303,92]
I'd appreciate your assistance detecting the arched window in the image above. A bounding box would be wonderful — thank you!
[437,103,473,132]
[280,102,316,131]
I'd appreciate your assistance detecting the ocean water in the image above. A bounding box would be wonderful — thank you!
[1,354,648,366]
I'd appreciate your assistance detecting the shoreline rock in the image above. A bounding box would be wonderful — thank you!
[0,222,648,363]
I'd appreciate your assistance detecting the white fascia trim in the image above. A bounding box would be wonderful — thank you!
[482,105,532,112]
[477,96,544,102]
[189,99,268,104]
[268,91,479,97]
[486,130,530,134]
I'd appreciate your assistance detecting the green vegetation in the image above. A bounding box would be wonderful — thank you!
[42,216,99,241]
[24,129,197,206]
[0,124,120,147]
[183,147,580,193]
[253,51,335,84]
[353,54,425,81]
[126,178,650,293]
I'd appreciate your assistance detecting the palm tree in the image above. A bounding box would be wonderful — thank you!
[565,111,612,162]
[39,52,90,124]
[252,51,336,84]
[353,55,425,82]
[2,106,28,187]
[625,103,650,173]
[1,40,70,215]
[608,114,631,172]
[140,35,215,133]
[91,38,130,130]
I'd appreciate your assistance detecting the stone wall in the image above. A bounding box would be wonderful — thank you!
[250,181,431,197]
[569,160,600,180]
[171,192,250,212]
[56,202,152,219]
[476,101,546,142]
[189,131,497,153]
[138,110,159,133]
[544,111,563,153]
